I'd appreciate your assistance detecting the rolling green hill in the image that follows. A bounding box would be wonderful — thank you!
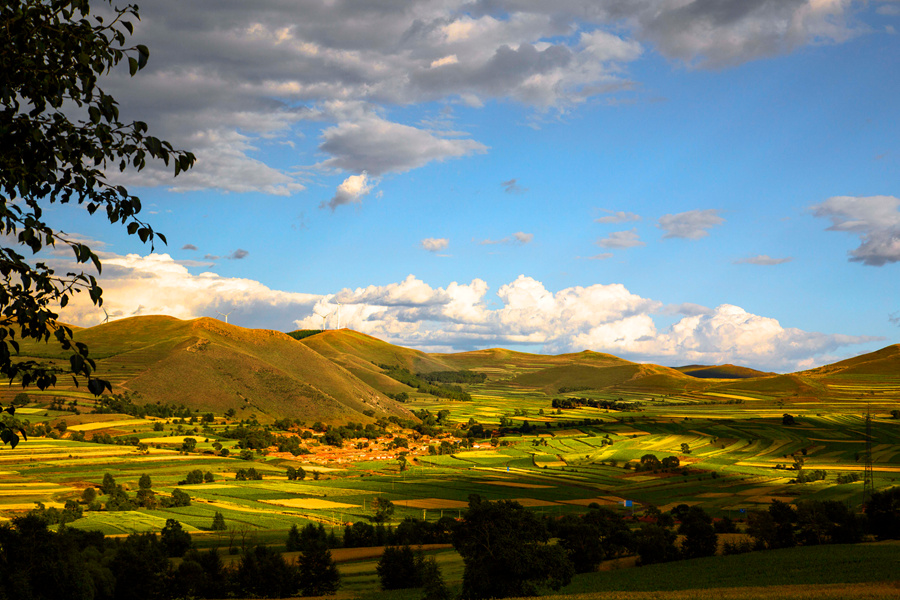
[13,317,412,424]
[676,364,774,379]
[802,344,900,378]
[297,328,455,396]
[10,318,900,419]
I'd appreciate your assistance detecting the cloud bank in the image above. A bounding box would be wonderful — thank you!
[56,253,876,372]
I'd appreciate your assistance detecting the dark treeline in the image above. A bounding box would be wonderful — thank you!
[285,517,455,552]
[417,370,487,384]
[92,393,193,419]
[0,516,339,600]
[379,365,472,402]
[551,397,633,410]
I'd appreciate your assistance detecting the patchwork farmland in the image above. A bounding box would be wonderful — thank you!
[0,322,898,597]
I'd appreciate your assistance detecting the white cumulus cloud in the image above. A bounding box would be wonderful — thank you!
[54,253,321,329]
[322,172,376,210]
[421,237,450,252]
[55,255,878,372]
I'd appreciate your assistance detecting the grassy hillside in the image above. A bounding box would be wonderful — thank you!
[803,344,900,378]
[676,364,774,379]
[298,329,455,396]
[12,317,411,423]
[435,348,574,372]
[511,364,644,392]
[299,329,452,372]
[12,320,900,420]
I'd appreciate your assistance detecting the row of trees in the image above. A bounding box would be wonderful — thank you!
[286,511,453,554]
[551,397,633,410]
[0,516,338,600]
[68,473,191,512]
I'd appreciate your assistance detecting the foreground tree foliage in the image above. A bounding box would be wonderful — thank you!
[0,0,194,421]
[677,506,719,559]
[867,487,900,540]
[0,516,341,599]
[377,545,423,590]
[298,540,341,596]
[453,495,574,599]
[553,505,634,573]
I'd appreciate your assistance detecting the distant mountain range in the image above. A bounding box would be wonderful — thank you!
[12,316,900,422]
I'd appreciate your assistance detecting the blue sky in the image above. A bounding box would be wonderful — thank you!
[53,0,900,372]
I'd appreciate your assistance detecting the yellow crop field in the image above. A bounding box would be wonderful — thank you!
[395,498,469,509]
[0,486,72,495]
[511,498,558,507]
[0,450,134,463]
[561,497,621,506]
[702,392,760,401]
[0,501,65,510]
[259,498,357,509]
[548,582,900,600]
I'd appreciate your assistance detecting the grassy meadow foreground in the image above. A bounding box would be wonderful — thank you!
[1,317,899,598]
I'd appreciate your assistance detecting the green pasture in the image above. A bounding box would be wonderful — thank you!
[562,541,900,595]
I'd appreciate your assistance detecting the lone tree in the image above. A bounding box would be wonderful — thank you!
[371,497,395,523]
[0,0,194,412]
[210,511,226,531]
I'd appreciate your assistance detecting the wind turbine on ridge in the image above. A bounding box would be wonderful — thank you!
[216,310,232,324]
[101,307,109,324]
[335,302,342,329]
[313,309,332,331]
